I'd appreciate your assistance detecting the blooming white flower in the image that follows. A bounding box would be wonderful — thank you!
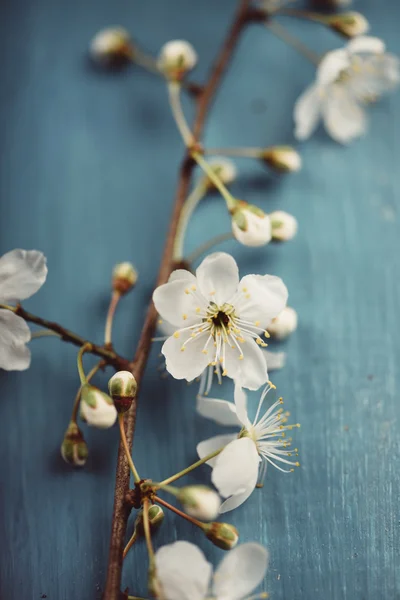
[153,253,288,390]
[267,306,298,339]
[0,249,47,371]
[80,384,118,429]
[270,211,298,242]
[231,204,272,247]
[197,383,300,513]
[155,540,268,600]
[294,36,400,144]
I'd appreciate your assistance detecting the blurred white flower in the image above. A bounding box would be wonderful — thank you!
[231,204,272,247]
[270,211,298,242]
[158,40,198,79]
[294,36,400,144]
[155,540,268,600]
[197,383,299,513]
[153,252,288,390]
[267,306,298,339]
[0,249,47,371]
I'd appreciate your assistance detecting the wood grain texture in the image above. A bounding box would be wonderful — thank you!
[1,0,399,599]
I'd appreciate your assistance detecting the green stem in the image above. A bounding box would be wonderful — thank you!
[205,146,263,158]
[168,81,195,147]
[76,343,93,385]
[31,329,61,339]
[142,499,155,561]
[191,151,237,211]
[266,20,321,65]
[277,7,327,23]
[159,447,224,486]
[154,496,205,529]
[118,414,141,483]
[186,232,234,265]
[173,180,208,260]
[71,361,104,422]
[123,530,138,560]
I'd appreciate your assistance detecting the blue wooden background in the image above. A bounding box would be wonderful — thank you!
[1,0,399,598]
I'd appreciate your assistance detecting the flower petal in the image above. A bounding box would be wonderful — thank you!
[153,277,206,328]
[196,395,241,427]
[212,437,259,498]
[218,485,256,514]
[347,36,385,55]
[197,434,237,467]
[0,310,31,371]
[162,332,210,381]
[196,253,239,305]
[212,543,269,600]
[233,384,251,428]
[0,249,47,303]
[168,269,197,284]
[236,274,288,328]
[294,83,322,140]
[317,49,350,85]
[322,85,367,144]
[224,339,268,391]
[155,541,212,600]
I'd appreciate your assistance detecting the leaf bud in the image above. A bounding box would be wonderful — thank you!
[80,384,117,429]
[203,521,239,550]
[108,370,137,413]
[112,262,138,295]
[60,421,88,467]
[177,485,221,521]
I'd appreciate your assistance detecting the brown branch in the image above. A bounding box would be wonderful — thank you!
[13,305,132,371]
[103,1,253,598]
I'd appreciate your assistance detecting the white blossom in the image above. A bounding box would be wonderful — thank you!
[231,206,272,247]
[155,540,268,600]
[267,306,298,339]
[0,249,47,371]
[153,253,288,390]
[197,383,300,513]
[294,36,400,144]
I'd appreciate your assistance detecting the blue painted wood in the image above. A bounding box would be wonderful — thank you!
[1,1,400,598]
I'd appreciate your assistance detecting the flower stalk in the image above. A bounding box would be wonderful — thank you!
[191,151,237,211]
[158,447,225,486]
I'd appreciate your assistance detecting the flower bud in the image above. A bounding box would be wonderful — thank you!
[267,306,298,340]
[231,202,272,247]
[204,158,237,189]
[112,262,138,295]
[135,505,165,535]
[157,40,198,80]
[270,211,298,241]
[60,421,88,467]
[177,486,221,521]
[204,521,239,550]
[262,146,302,173]
[80,384,117,429]
[108,370,137,413]
[327,12,369,38]
[90,27,134,66]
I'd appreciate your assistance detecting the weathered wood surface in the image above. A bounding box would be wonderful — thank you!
[0,0,399,598]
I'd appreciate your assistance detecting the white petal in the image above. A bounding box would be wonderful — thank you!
[264,349,286,371]
[213,543,269,600]
[224,339,268,391]
[317,49,350,85]
[236,274,288,327]
[0,249,47,303]
[153,278,206,328]
[219,485,256,514]
[322,85,367,144]
[197,434,237,467]
[196,395,241,427]
[155,541,212,600]
[212,438,259,498]
[0,310,31,371]
[233,385,251,428]
[162,332,210,381]
[196,253,239,305]
[168,269,197,284]
[294,83,322,140]
[347,36,385,55]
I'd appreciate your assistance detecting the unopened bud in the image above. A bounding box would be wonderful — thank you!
[135,505,165,535]
[108,370,137,413]
[204,158,237,189]
[60,421,88,467]
[80,384,117,429]
[262,146,302,173]
[267,306,298,340]
[327,12,369,38]
[177,486,221,521]
[112,262,138,295]
[270,211,298,241]
[90,27,134,66]
[204,521,239,550]
[158,40,198,80]
[231,202,272,247]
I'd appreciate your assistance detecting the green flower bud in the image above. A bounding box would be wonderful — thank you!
[261,146,302,173]
[60,421,88,468]
[177,485,221,521]
[203,521,239,550]
[112,262,138,295]
[108,371,137,413]
[134,505,165,536]
[80,384,117,429]
[326,12,369,38]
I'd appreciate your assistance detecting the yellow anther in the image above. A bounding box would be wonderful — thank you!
[195,307,201,313]
[242,287,248,292]
[239,354,244,360]
[180,347,185,352]
[209,290,216,295]
[245,294,251,299]
[173,332,180,338]
[185,288,190,295]
[191,285,197,291]
[255,320,260,327]
[219,357,223,363]
[182,314,187,320]
[264,330,270,338]
[158,319,163,324]
[201,350,208,354]
[222,369,227,376]
[295,461,300,467]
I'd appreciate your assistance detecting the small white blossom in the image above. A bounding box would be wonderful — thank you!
[0,249,47,371]
[155,540,268,600]
[294,36,400,144]
[267,306,298,339]
[197,383,300,513]
[232,205,272,247]
[270,211,298,242]
[158,40,198,79]
[153,253,288,390]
